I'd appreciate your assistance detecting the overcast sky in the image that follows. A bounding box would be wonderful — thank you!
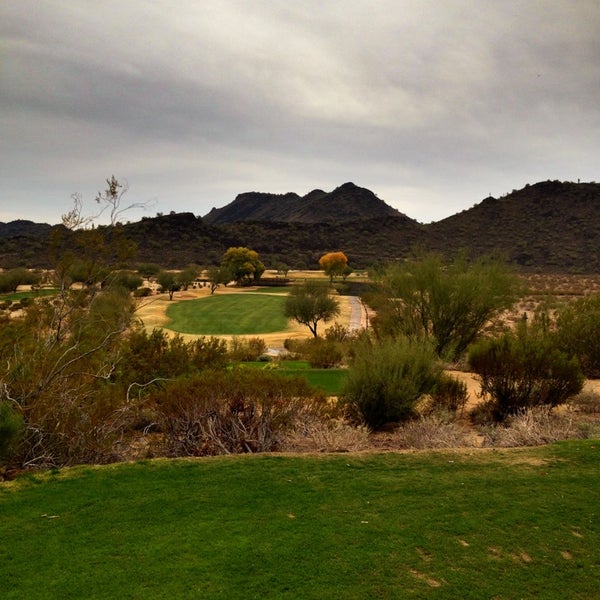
[2,1,599,225]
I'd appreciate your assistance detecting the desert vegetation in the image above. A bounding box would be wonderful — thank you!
[0,179,599,474]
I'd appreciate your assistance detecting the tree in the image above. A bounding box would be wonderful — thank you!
[0,268,41,294]
[221,247,265,286]
[0,178,142,467]
[319,251,348,283]
[366,252,521,361]
[284,281,340,337]
[206,266,231,295]
[157,270,180,300]
[176,264,200,291]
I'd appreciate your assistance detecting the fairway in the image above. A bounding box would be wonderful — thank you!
[165,292,289,335]
[2,441,599,599]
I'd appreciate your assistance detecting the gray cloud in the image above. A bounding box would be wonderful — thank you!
[1,0,599,225]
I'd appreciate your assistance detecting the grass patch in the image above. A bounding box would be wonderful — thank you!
[242,360,348,395]
[2,441,599,598]
[244,286,293,294]
[165,293,289,335]
[0,289,58,302]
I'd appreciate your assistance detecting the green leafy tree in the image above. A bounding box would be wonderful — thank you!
[0,268,41,294]
[221,247,265,286]
[137,263,161,281]
[367,252,521,361]
[319,251,348,284]
[284,281,340,338]
[176,264,200,291]
[207,265,232,294]
[157,271,180,300]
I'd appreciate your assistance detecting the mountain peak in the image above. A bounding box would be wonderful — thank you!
[203,183,408,225]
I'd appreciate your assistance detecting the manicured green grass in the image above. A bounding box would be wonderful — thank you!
[165,293,289,334]
[243,360,347,395]
[2,441,599,599]
[0,289,58,302]
[243,286,293,294]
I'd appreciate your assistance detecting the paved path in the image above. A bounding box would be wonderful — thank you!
[348,296,363,331]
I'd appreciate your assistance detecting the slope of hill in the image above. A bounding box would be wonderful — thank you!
[425,180,600,271]
[203,182,405,224]
[1,180,599,272]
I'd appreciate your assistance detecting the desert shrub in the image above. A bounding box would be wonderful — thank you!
[152,369,326,456]
[118,329,228,382]
[228,336,267,362]
[0,401,24,465]
[469,321,584,422]
[383,413,473,449]
[339,336,442,429]
[428,374,469,414]
[106,270,143,292]
[554,295,600,378]
[568,390,600,414]
[324,323,351,343]
[305,338,343,368]
[282,415,370,453]
[283,336,344,368]
[478,406,589,447]
[133,286,152,297]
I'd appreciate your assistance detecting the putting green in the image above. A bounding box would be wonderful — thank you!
[165,293,289,335]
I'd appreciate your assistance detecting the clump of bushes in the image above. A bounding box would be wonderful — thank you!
[150,369,326,456]
[228,336,267,362]
[469,320,584,422]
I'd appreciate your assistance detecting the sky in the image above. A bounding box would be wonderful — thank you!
[1,1,599,225]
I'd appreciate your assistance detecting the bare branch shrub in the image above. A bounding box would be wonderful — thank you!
[478,406,590,447]
[568,390,600,414]
[152,369,326,457]
[383,414,474,449]
[282,416,371,453]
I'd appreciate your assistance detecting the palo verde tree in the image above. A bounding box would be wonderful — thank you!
[319,251,348,284]
[221,247,265,286]
[284,280,340,338]
[366,252,521,361]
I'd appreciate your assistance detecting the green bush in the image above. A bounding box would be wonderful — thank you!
[340,336,442,429]
[228,336,267,362]
[0,401,24,465]
[469,321,584,422]
[283,337,343,368]
[429,374,469,414]
[554,295,600,378]
[118,329,228,382]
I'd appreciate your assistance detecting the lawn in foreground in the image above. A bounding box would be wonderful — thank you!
[2,441,599,599]
[165,293,289,335]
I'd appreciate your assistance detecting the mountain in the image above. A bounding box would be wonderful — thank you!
[1,180,599,272]
[424,180,600,271]
[203,182,405,224]
[0,220,52,238]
